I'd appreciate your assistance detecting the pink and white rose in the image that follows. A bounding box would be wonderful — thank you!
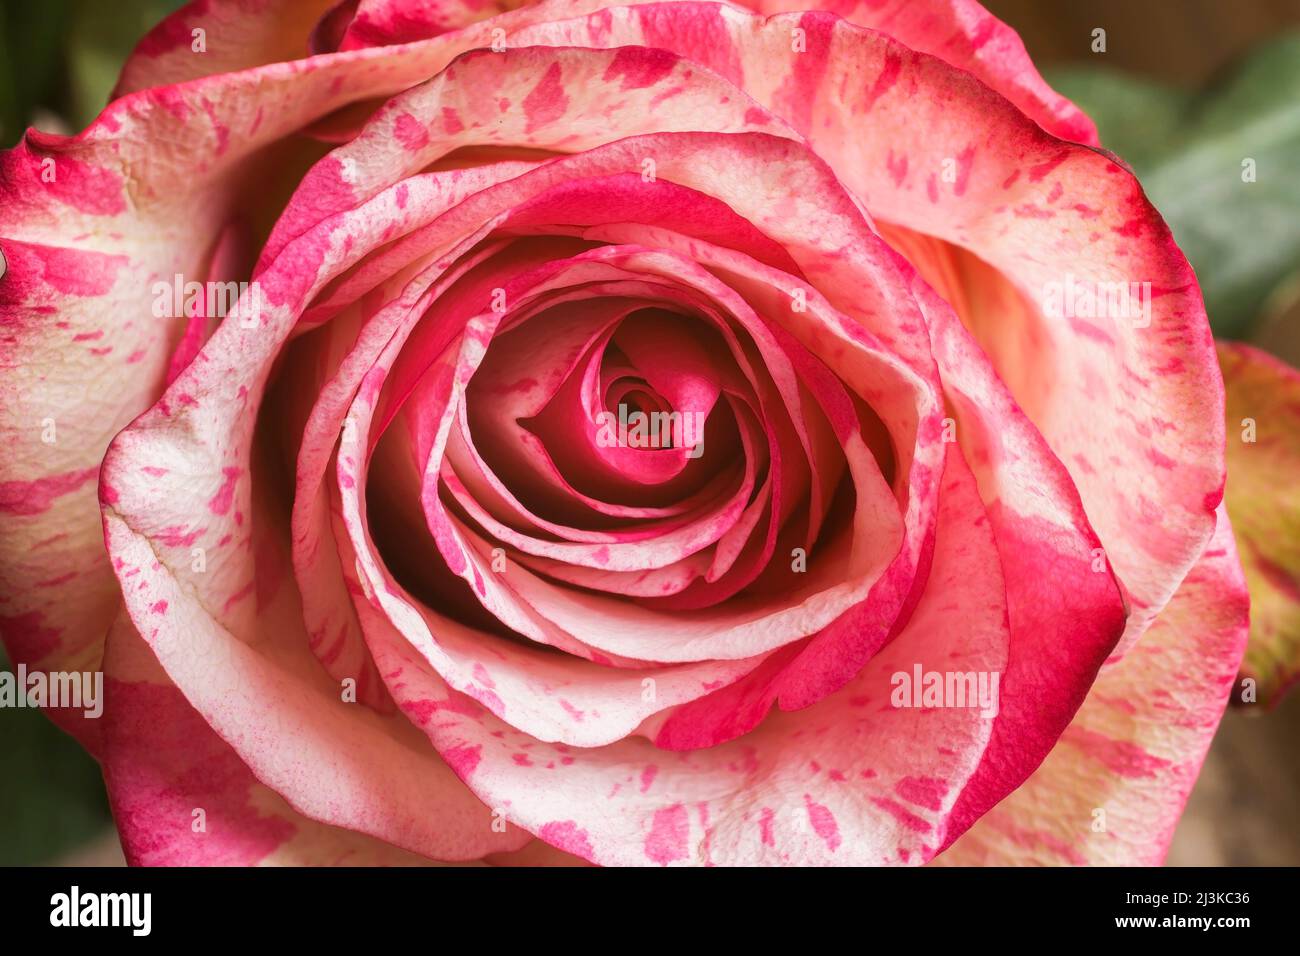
[0,0,1250,865]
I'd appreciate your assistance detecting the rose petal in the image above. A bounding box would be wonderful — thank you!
[114,0,341,95]
[265,0,1214,660]
[909,276,1126,841]
[937,505,1248,865]
[369,446,1011,865]
[259,36,944,661]
[1,9,562,742]
[70,2,1222,872]
[339,0,535,50]
[98,158,533,859]
[288,166,544,708]
[101,609,459,866]
[467,1,1221,656]
[101,503,527,861]
[325,251,774,746]
[742,0,1097,144]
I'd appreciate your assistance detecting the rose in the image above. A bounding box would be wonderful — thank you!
[0,0,1248,866]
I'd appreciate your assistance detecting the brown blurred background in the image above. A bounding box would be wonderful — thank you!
[988,0,1300,86]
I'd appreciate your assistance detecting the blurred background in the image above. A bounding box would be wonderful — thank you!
[1,0,1298,865]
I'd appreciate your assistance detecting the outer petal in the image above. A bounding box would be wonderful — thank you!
[114,0,340,95]
[101,498,528,861]
[325,0,1097,154]
[744,0,1098,145]
[937,506,1248,865]
[154,0,1098,160]
[338,0,536,50]
[1219,341,1300,706]
[909,278,1126,845]
[101,609,454,866]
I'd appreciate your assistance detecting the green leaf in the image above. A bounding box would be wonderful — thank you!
[1048,68,1192,170]
[1049,34,1300,338]
[0,0,73,144]
[66,0,191,127]
[0,647,111,865]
